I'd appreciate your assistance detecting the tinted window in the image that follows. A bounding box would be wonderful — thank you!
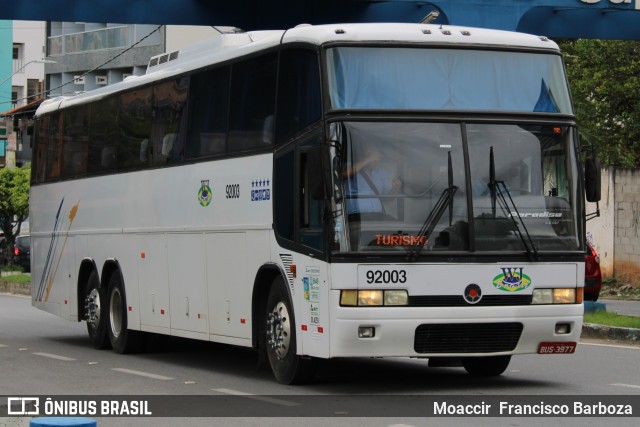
[63,106,89,177]
[186,67,229,158]
[274,149,295,241]
[88,96,119,173]
[33,115,49,183]
[276,49,321,142]
[228,53,277,153]
[151,77,190,165]
[45,113,63,181]
[119,87,152,170]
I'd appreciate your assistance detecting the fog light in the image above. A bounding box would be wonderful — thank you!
[555,323,571,334]
[358,326,375,338]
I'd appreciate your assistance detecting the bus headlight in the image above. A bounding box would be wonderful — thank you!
[532,288,578,304]
[358,290,383,306]
[340,290,409,306]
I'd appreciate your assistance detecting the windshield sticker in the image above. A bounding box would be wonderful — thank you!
[375,234,428,246]
[507,211,562,218]
[493,268,532,292]
[198,180,212,207]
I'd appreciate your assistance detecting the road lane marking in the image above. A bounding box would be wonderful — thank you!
[611,383,640,390]
[112,368,174,380]
[213,388,299,407]
[0,344,7,347]
[579,342,640,350]
[33,352,76,361]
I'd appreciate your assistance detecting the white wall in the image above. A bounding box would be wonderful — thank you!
[12,21,46,106]
[165,25,220,54]
[586,166,615,278]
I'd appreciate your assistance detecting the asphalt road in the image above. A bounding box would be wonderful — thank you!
[1,294,639,427]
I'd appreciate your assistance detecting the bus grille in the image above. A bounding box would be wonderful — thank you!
[409,295,532,307]
[414,322,523,354]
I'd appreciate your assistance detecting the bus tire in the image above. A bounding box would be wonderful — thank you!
[106,273,142,354]
[462,355,511,377]
[265,277,314,384]
[85,270,111,349]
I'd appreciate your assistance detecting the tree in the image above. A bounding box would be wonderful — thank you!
[0,164,30,268]
[559,39,640,168]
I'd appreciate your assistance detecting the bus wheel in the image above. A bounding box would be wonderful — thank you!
[265,277,314,384]
[85,270,110,349]
[106,273,142,354]
[462,355,511,377]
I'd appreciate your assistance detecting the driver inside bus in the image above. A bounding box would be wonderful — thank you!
[342,145,402,219]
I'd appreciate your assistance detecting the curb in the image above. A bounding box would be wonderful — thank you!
[581,323,640,342]
[0,281,30,296]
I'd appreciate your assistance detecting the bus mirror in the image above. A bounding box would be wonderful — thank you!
[306,146,330,200]
[585,157,601,203]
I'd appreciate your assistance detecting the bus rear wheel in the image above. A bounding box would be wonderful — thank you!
[106,273,142,354]
[265,277,314,384]
[462,355,511,377]
[85,270,110,349]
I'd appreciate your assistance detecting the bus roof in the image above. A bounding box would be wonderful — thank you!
[36,23,559,115]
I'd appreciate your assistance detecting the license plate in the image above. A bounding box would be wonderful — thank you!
[537,342,577,354]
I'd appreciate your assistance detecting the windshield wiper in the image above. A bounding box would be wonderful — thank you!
[488,147,539,260]
[407,152,458,261]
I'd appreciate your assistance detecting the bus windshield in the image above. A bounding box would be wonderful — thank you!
[326,47,572,113]
[330,121,581,255]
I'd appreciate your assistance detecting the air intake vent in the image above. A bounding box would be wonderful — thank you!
[414,322,523,353]
[147,50,179,70]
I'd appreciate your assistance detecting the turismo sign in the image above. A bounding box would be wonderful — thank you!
[580,0,640,9]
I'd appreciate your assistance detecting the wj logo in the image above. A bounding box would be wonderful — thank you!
[492,267,532,292]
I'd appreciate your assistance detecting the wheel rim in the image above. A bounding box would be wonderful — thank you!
[266,301,291,359]
[109,286,123,338]
[86,288,101,329]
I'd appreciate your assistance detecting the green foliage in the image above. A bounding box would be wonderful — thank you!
[0,164,30,266]
[559,39,640,167]
[584,311,640,329]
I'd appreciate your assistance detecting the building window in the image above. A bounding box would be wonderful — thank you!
[27,80,41,101]
[13,44,24,73]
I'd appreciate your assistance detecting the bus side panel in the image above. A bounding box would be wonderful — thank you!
[31,235,74,320]
[137,234,171,332]
[293,255,331,359]
[168,233,208,335]
[206,232,251,340]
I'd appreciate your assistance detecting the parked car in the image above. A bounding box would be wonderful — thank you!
[584,241,602,301]
[13,235,31,273]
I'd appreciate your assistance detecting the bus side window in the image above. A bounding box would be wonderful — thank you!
[299,135,324,252]
[45,112,63,181]
[276,49,321,143]
[62,106,89,178]
[88,96,119,174]
[34,115,49,183]
[185,67,229,159]
[228,53,277,153]
[120,87,152,170]
[153,77,189,165]
[274,149,295,242]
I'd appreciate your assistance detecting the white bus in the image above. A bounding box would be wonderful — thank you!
[30,23,600,384]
